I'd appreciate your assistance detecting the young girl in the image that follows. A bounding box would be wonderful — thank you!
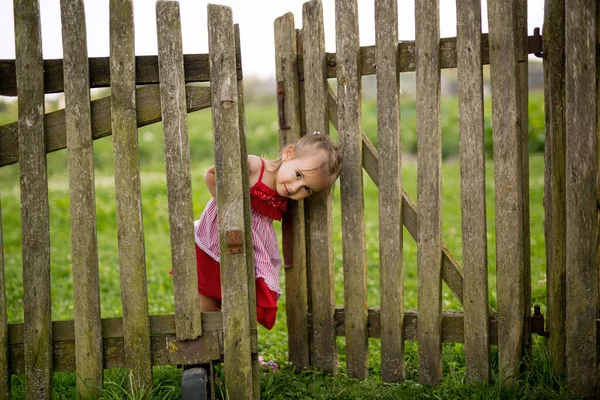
[194,133,341,331]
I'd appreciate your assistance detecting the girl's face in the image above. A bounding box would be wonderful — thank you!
[275,149,331,200]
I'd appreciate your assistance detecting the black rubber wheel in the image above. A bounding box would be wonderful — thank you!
[181,367,208,400]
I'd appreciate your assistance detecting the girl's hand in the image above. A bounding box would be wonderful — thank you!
[204,166,217,198]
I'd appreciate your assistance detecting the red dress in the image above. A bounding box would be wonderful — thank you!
[194,159,287,330]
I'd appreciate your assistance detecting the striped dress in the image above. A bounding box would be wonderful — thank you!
[194,158,287,329]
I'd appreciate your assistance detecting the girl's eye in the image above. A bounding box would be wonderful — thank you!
[295,171,302,179]
[304,186,311,193]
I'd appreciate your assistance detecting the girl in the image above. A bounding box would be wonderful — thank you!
[194,133,341,331]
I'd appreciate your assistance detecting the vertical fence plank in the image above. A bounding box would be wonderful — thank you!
[415,0,442,386]
[109,0,153,390]
[375,0,404,383]
[156,0,202,341]
[335,0,367,380]
[542,0,566,375]
[0,197,8,398]
[565,1,597,396]
[516,0,532,363]
[13,0,52,397]
[208,5,253,398]
[456,0,489,384]
[60,0,103,395]
[234,24,260,400]
[274,12,310,371]
[487,1,525,384]
[302,0,337,375]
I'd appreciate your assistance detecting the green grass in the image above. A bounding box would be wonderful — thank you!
[0,94,568,399]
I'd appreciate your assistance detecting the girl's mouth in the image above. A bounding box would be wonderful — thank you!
[284,184,292,196]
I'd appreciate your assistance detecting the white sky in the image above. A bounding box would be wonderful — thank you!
[1,0,545,79]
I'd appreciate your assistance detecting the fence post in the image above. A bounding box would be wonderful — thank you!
[0,197,8,399]
[14,0,53,397]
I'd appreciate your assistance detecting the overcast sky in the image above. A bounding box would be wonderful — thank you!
[1,0,545,79]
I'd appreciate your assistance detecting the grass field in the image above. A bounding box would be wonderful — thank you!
[0,94,570,399]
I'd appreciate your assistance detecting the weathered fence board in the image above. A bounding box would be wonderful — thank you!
[14,0,53,397]
[335,0,367,380]
[543,0,567,378]
[156,0,202,341]
[208,5,255,398]
[0,85,210,168]
[456,0,489,384]
[415,0,442,386]
[60,0,103,396]
[302,0,337,375]
[565,2,598,397]
[488,1,526,385]
[274,12,310,372]
[109,0,153,390]
[0,199,8,399]
[375,0,404,383]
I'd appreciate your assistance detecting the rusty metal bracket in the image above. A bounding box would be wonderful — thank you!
[530,27,544,58]
[226,229,243,254]
[277,81,290,130]
[530,304,549,337]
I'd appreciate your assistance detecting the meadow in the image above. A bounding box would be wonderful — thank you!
[0,91,570,398]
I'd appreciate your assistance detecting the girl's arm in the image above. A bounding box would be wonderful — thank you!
[204,165,216,198]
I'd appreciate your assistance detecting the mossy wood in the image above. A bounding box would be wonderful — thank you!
[565,2,598,397]
[488,1,526,385]
[0,200,8,398]
[14,0,53,398]
[374,0,404,383]
[456,0,489,385]
[0,85,210,167]
[335,0,368,381]
[156,0,202,341]
[109,0,153,390]
[415,0,443,386]
[542,0,567,377]
[274,12,310,371]
[60,0,104,396]
[301,0,338,375]
[208,5,255,399]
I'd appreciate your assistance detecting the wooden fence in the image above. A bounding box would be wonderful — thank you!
[0,1,259,399]
[275,0,598,397]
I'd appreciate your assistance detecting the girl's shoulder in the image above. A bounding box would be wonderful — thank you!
[247,155,264,186]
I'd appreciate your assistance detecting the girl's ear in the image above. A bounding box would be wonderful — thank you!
[282,144,295,161]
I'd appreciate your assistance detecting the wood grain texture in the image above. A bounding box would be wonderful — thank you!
[109,0,153,390]
[156,0,202,341]
[208,5,254,398]
[375,0,404,383]
[60,0,103,396]
[456,0,489,384]
[487,1,525,385]
[415,0,442,386]
[13,0,53,397]
[335,0,367,380]
[543,0,567,376]
[274,13,310,371]
[565,1,598,396]
[302,0,338,375]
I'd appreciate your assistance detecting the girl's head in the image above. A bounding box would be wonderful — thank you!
[274,133,342,200]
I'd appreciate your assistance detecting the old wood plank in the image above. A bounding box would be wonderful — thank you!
[456,0,489,385]
[274,13,310,372]
[0,85,210,168]
[415,0,442,386]
[14,0,53,397]
[60,0,103,396]
[565,1,598,396]
[156,0,202,341]
[208,5,254,399]
[375,0,404,383]
[336,0,367,380]
[0,197,8,399]
[302,0,338,375]
[327,89,472,310]
[487,1,525,385]
[109,0,153,390]
[543,0,566,376]
[0,53,227,96]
